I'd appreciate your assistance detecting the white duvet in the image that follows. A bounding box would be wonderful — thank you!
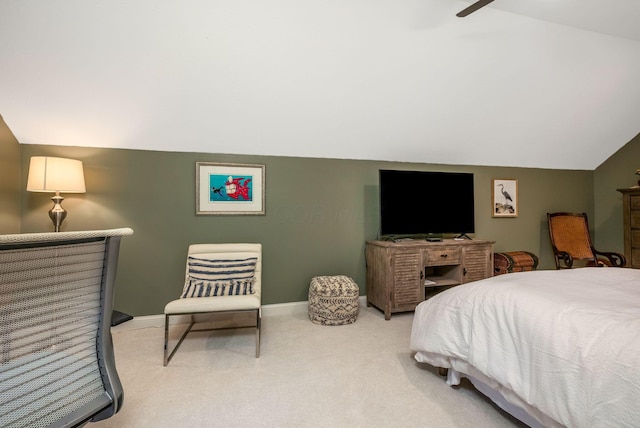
[410,268,640,428]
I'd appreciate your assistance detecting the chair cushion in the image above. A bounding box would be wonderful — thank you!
[181,256,257,298]
[165,294,261,314]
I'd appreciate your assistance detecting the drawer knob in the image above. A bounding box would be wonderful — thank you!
[441,254,448,258]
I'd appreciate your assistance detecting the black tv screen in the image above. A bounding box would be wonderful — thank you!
[379,169,475,237]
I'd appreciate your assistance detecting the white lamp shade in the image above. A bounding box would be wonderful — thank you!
[27,156,86,193]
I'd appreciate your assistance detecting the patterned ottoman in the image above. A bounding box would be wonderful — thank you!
[308,275,359,325]
[494,251,539,275]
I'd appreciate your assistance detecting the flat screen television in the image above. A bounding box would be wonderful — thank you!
[379,169,475,238]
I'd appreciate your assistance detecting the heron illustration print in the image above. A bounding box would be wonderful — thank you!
[492,179,518,217]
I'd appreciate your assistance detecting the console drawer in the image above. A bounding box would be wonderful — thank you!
[425,247,461,265]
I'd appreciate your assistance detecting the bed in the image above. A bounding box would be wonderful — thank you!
[409,268,640,428]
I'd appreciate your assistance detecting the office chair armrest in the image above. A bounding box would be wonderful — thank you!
[594,250,626,267]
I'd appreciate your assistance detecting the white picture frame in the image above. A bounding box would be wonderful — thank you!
[196,162,265,215]
[492,178,518,218]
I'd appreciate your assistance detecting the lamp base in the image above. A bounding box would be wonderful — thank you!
[49,193,67,232]
[111,310,133,326]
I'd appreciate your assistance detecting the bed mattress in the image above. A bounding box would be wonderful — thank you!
[410,268,640,427]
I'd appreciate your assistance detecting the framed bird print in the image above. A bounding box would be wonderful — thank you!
[492,179,518,218]
[196,162,265,215]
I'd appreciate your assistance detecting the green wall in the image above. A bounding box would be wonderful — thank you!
[0,115,20,234]
[18,144,594,316]
[593,132,640,252]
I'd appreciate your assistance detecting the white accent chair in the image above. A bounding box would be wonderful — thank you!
[163,243,262,366]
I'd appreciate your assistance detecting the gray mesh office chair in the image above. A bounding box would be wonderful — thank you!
[0,228,133,428]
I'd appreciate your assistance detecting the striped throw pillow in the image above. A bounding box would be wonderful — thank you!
[181,256,257,298]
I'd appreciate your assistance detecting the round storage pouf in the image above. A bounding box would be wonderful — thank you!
[308,275,359,326]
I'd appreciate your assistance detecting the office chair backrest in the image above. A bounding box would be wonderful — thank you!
[0,228,132,428]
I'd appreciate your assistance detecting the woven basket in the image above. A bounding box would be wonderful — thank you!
[494,251,539,275]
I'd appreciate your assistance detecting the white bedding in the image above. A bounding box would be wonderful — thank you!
[410,268,640,428]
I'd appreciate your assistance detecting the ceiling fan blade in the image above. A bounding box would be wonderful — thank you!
[456,0,495,17]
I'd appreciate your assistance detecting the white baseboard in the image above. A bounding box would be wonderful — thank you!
[111,296,367,332]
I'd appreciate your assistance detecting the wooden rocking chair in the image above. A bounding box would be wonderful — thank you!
[547,212,625,269]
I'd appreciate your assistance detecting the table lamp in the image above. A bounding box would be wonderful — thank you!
[27,156,86,232]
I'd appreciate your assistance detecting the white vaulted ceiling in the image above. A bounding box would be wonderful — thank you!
[1,0,639,170]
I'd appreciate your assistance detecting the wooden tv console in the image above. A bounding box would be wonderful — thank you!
[365,239,495,319]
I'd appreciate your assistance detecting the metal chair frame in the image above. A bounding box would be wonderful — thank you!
[164,308,261,366]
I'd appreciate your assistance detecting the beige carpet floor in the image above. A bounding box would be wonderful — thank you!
[94,305,525,428]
